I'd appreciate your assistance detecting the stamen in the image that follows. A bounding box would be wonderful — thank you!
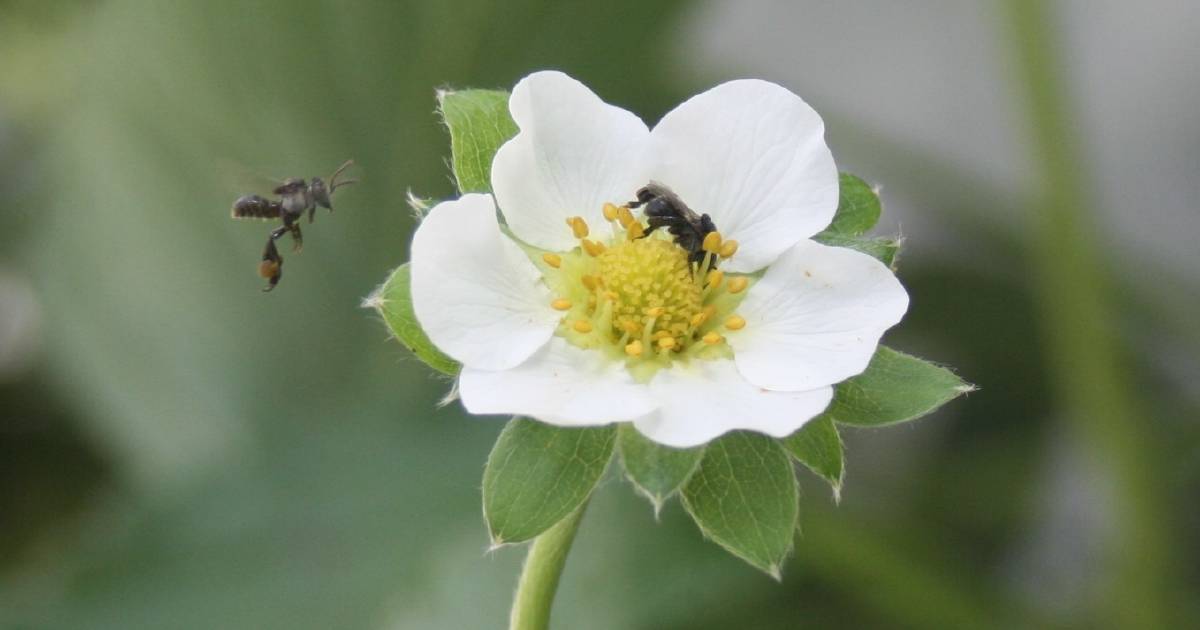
[582,239,605,257]
[702,231,723,254]
[617,206,635,229]
[626,221,645,240]
[706,270,724,289]
[568,216,589,239]
[542,202,753,371]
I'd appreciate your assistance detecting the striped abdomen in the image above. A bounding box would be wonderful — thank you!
[231,195,282,220]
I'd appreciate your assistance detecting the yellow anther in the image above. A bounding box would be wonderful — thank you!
[568,216,589,239]
[719,239,739,259]
[690,312,708,327]
[651,330,671,340]
[542,252,562,268]
[706,270,725,289]
[581,275,600,291]
[621,320,641,334]
[605,290,619,301]
[724,315,746,331]
[602,203,620,222]
[625,340,644,357]
[703,304,717,317]
[645,306,665,318]
[702,331,723,345]
[573,319,594,333]
[626,220,645,240]
[582,239,606,257]
[657,336,677,350]
[551,298,572,311]
[727,276,749,294]
[617,206,635,229]
[702,231,723,254]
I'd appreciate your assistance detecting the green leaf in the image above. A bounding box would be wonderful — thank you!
[483,418,616,545]
[823,173,881,236]
[782,416,844,500]
[814,232,901,268]
[829,346,973,427]
[680,432,798,578]
[437,89,517,194]
[366,263,460,376]
[617,424,704,515]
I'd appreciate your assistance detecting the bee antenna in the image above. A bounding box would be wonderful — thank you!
[329,159,356,190]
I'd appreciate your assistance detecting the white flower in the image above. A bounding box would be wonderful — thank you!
[411,71,908,448]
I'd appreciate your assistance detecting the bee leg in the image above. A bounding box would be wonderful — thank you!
[642,216,678,239]
[259,235,284,292]
[288,222,303,253]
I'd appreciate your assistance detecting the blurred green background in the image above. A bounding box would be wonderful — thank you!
[1,1,1197,628]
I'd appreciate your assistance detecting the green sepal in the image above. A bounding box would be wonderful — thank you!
[782,416,845,501]
[617,424,704,516]
[822,172,882,237]
[483,418,616,545]
[814,232,901,268]
[681,432,798,579]
[366,263,460,376]
[829,346,974,427]
[437,89,517,194]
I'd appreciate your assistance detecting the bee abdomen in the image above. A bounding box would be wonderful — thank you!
[231,195,282,220]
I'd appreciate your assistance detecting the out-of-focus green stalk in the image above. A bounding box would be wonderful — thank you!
[1002,2,1173,626]
[508,502,588,630]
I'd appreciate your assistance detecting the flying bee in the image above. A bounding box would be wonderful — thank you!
[627,182,718,266]
[231,160,357,291]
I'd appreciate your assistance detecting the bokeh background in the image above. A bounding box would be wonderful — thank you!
[1,1,1197,628]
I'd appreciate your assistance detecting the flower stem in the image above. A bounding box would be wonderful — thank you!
[508,501,589,630]
[1002,2,1174,627]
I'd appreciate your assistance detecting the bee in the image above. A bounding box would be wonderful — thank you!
[627,182,718,266]
[231,160,357,291]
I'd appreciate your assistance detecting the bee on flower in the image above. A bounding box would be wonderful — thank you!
[410,71,908,447]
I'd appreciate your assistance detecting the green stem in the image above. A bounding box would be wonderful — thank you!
[1002,2,1174,627]
[508,501,589,630]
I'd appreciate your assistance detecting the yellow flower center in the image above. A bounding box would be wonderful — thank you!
[532,202,753,380]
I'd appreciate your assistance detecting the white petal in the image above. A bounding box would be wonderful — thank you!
[647,79,838,273]
[728,239,909,391]
[491,70,651,251]
[634,359,833,448]
[411,193,558,371]
[459,337,657,425]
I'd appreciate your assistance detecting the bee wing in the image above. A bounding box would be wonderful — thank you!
[214,157,289,196]
[646,181,702,223]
